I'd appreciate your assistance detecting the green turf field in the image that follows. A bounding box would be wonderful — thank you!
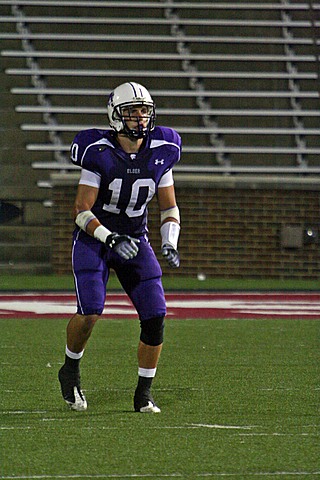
[1,273,320,291]
[1,315,319,479]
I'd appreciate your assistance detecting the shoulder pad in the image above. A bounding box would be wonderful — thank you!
[70,129,108,166]
[149,127,181,170]
[152,126,181,149]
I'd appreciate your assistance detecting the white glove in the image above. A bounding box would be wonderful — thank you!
[161,244,180,268]
[106,233,140,260]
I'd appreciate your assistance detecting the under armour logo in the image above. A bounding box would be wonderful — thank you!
[155,159,164,165]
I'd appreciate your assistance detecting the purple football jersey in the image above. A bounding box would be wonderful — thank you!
[71,127,181,236]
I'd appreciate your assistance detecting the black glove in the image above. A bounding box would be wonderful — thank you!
[106,233,140,260]
[161,245,180,268]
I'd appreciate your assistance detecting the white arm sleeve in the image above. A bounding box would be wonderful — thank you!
[79,168,101,188]
[158,169,174,188]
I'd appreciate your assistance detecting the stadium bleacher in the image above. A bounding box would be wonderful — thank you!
[0,0,319,272]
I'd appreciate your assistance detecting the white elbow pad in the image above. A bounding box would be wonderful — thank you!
[160,221,180,250]
[75,210,97,231]
[160,205,180,224]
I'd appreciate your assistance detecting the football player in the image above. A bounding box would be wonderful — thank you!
[58,82,181,413]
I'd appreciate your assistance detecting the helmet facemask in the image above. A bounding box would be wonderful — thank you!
[113,102,155,140]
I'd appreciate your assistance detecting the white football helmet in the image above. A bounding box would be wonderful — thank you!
[107,82,156,139]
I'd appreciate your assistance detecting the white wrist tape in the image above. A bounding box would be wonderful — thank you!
[75,210,97,231]
[160,205,180,224]
[160,221,180,250]
[93,225,112,243]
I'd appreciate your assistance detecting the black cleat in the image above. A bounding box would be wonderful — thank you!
[134,389,161,413]
[58,365,87,411]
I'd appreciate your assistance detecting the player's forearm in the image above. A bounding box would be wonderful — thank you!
[159,206,181,250]
[74,210,111,243]
[84,217,102,237]
[160,205,180,227]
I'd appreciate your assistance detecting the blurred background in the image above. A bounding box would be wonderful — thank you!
[0,0,319,281]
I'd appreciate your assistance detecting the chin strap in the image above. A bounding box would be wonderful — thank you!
[122,122,148,139]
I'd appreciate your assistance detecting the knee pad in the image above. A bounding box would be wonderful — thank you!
[140,316,165,347]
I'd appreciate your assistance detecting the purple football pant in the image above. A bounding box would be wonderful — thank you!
[72,229,167,321]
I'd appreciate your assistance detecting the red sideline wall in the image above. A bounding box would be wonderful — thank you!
[51,179,319,279]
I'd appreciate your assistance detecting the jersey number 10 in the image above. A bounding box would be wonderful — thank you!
[103,178,156,218]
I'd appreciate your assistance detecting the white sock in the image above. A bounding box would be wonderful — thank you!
[138,367,157,378]
[65,346,84,360]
